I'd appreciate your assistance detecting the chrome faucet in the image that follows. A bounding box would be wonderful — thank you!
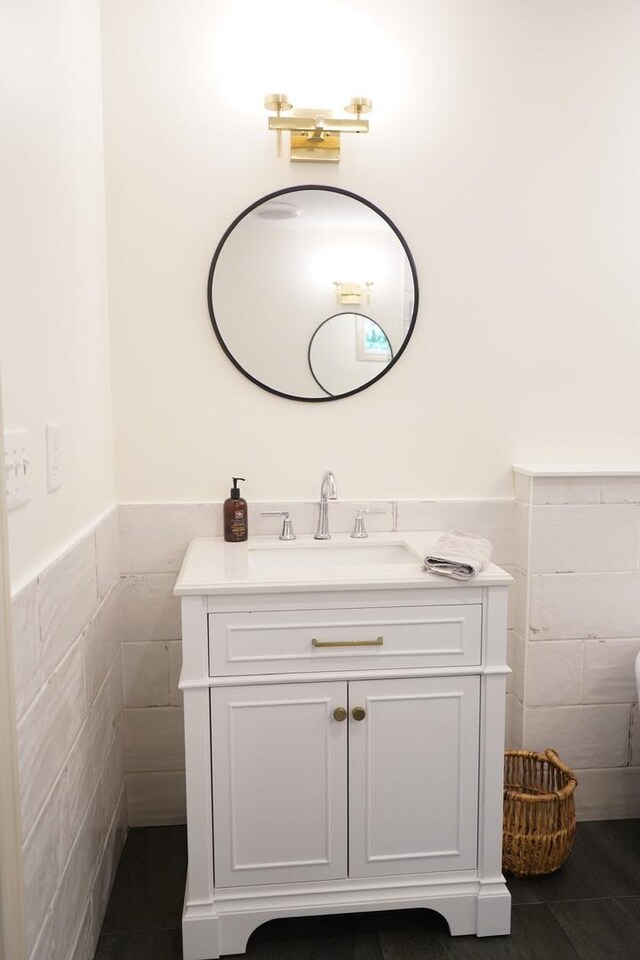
[314,470,338,539]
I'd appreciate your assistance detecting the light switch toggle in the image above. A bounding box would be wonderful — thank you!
[4,430,31,511]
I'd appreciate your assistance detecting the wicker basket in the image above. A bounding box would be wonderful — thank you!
[502,748,578,877]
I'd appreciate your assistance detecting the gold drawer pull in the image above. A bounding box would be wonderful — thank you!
[333,707,347,722]
[352,706,366,721]
[311,637,384,648]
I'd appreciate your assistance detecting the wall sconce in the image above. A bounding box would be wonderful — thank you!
[334,282,373,305]
[264,94,372,163]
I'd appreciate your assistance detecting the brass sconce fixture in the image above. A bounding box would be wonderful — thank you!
[334,282,373,305]
[264,94,372,163]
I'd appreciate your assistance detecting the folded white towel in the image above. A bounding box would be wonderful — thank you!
[423,530,493,581]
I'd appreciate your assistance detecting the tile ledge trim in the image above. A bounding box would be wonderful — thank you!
[514,465,640,478]
[10,502,117,599]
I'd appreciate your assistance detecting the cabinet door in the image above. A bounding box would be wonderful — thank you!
[348,676,480,877]
[211,682,348,887]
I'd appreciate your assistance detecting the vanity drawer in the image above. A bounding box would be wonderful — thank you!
[208,604,482,676]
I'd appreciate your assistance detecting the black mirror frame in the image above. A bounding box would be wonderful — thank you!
[207,184,419,403]
[308,312,395,398]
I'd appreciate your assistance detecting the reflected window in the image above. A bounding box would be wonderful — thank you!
[356,317,391,362]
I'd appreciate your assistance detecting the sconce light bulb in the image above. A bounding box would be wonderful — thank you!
[345,97,373,117]
[264,93,292,113]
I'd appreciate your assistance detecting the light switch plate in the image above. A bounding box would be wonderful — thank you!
[46,422,61,492]
[4,430,31,511]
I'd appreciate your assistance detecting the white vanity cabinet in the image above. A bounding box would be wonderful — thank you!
[175,535,512,960]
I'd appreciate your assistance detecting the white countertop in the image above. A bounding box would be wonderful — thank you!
[174,532,513,596]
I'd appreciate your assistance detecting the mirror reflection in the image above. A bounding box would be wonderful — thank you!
[309,313,393,397]
[208,187,418,401]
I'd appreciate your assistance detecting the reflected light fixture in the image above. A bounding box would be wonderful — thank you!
[264,94,372,163]
[334,282,373,305]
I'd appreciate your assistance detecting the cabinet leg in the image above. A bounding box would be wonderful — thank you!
[182,906,266,958]
[476,883,512,936]
[182,919,219,960]
[182,897,220,960]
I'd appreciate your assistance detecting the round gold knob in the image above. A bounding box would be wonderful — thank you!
[333,707,347,722]
[352,706,366,721]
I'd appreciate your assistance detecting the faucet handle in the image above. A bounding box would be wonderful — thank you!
[351,506,385,539]
[261,511,296,541]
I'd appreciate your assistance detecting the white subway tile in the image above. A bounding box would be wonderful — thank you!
[583,638,640,704]
[69,898,94,960]
[100,727,126,828]
[530,505,640,574]
[601,477,640,503]
[529,573,640,640]
[38,535,98,681]
[52,782,105,960]
[95,507,119,600]
[523,703,632,769]
[169,640,183,706]
[504,567,517,630]
[396,500,514,566]
[121,574,181,642]
[514,502,530,571]
[66,654,123,838]
[29,910,54,960]
[511,565,528,638]
[22,771,70,956]
[18,640,86,837]
[124,707,185,772]
[505,695,523,750]
[532,477,601,505]
[119,503,220,574]
[507,631,525,701]
[91,787,127,947]
[526,640,583,707]
[573,766,640,820]
[631,705,640,767]
[65,717,97,844]
[126,771,187,826]
[84,582,121,706]
[122,641,170,707]
[10,581,41,719]
[513,472,531,504]
[109,649,124,723]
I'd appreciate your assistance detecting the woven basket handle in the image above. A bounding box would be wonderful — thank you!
[544,748,579,786]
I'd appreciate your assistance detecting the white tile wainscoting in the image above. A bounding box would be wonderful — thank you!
[10,508,124,960]
[511,468,640,821]
[11,484,640,960]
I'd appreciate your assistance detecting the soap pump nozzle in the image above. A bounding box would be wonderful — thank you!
[230,477,246,500]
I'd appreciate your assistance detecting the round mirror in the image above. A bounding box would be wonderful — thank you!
[308,313,393,397]
[208,186,418,402]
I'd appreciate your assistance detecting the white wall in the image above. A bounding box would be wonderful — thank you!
[0,0,114,591]
[102,0,640,505]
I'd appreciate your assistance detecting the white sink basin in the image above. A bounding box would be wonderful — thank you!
[248,541,421,573]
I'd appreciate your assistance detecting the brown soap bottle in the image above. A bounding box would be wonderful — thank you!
[224,477,248,542]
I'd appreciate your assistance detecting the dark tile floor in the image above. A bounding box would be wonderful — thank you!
[95,820,640,959]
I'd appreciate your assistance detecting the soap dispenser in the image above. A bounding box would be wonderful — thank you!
[224,478,248,542]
